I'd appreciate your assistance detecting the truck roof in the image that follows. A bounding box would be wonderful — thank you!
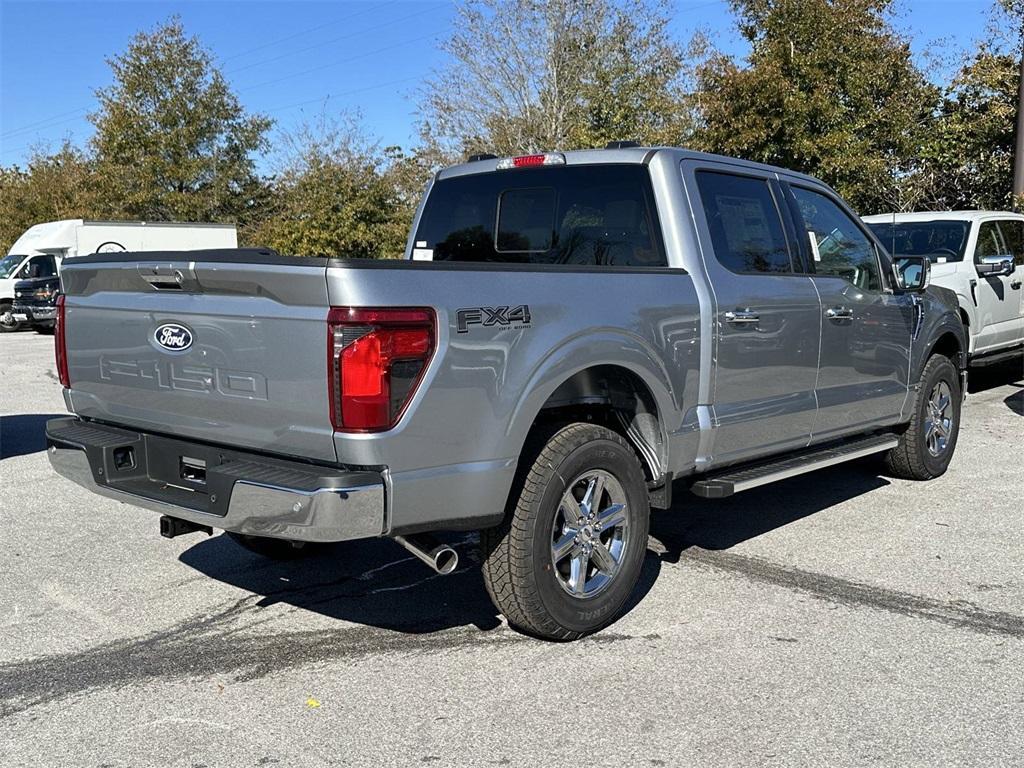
[437,146,826,188]
[862,211,1024,224]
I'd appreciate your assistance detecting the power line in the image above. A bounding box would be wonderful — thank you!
[2,6,448,144]
[1,106,89,140]
[218,2,387,64]
[0,75,427,161]
[226,3,446,77]
[239,29,446,93]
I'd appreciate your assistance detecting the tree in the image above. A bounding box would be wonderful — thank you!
[248,114,409,258]
[89,17,272,223]
[421,0,692,156]
[913,0,1023,209]
[0,143,100,254]
[917,49,1020,209]
[692,0,939,213]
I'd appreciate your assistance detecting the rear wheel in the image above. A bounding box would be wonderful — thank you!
[884,354,961,480]
[481,422,650,640]
[226,532,313,560]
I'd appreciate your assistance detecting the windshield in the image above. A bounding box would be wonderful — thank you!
[413,165,666,267]
[0,253,26,279]
[865,220,971,263]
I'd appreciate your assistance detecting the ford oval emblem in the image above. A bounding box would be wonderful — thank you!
[154,323,194,352]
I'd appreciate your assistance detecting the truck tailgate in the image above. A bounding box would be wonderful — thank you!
[59,252,337,463]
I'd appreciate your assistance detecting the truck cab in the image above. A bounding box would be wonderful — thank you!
[864,211,1024,364]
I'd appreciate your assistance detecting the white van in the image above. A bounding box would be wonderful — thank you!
[1,220,237,331]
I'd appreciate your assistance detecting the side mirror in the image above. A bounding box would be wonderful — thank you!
[893,255,930,292]
[975,255,1015,277]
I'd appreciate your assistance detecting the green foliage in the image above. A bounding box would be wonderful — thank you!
[0,143,100,254]
[247,116,410,258]
[89,17,272,223]
[693,0,940,213]
[917,47,1020,210]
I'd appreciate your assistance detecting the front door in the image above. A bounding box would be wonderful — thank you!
[973,219,1024,352]
[687,165,820,466]
[785,183,913,440]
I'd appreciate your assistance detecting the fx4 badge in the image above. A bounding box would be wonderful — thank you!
[456,305,532,333]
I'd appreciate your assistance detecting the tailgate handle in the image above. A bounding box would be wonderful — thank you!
[138,263,199,291]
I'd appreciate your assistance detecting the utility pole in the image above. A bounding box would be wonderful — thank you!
[1015,38,1024,202]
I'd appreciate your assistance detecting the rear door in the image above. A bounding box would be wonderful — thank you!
[784,183,913,439]
[686,164,820,465]
[59,254,337,462]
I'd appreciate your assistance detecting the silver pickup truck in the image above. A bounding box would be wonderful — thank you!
[47,146,966,640]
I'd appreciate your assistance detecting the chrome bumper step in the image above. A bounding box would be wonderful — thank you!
[690,434,899,499]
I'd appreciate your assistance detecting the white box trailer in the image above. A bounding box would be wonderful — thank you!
[1,220,237,331]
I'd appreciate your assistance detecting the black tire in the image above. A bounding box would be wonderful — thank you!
[226,532,313,560]
[481,422,650,640]
[884,355,961,480]
[0,302,23,333]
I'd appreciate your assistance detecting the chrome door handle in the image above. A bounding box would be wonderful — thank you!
[724,309,760,324]
[826,306,854,320]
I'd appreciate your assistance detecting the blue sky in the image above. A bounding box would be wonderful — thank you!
[0,0,999,170]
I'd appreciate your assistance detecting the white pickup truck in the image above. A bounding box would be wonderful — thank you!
[864,211,1024,365]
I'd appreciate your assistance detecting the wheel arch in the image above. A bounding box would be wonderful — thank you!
[505,333,678,504]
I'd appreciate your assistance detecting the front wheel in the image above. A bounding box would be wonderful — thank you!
[481,422,650,640]
[884,354,962,480]
[0,303,23,333]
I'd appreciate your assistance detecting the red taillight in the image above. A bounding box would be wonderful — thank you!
[55,294,70,387]
[327,307,435,432]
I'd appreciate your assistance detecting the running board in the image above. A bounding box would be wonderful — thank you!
[690,434,899,499]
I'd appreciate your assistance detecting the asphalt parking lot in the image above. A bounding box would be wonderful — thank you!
[1,329,1022,767]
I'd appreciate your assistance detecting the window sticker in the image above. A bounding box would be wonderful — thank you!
[412,247,433,261]
[808,231,822,262]
[415,240,427,248]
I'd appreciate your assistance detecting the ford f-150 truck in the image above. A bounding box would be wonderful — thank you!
[47,146,965,640]
[863,211,1024,366]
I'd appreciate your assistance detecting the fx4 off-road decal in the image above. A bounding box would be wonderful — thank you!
[456,305,532,333]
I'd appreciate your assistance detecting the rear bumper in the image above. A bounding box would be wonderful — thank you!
[46,417,385,543]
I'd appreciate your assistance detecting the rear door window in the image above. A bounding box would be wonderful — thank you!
[414,165,666,267]
[694,171,792,273]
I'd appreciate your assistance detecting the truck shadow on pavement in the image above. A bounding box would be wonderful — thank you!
[0,413,65,459]
[180,460,891,639]
[179,533,511,635]
[967,357,1023,395]
[649,459,890,560]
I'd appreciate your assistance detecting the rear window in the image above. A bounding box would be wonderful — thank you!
[413,165,666,267]
[865,220,971,263]
[695,171,792,274]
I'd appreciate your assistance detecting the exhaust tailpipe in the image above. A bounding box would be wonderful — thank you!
[394,534,459,575]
